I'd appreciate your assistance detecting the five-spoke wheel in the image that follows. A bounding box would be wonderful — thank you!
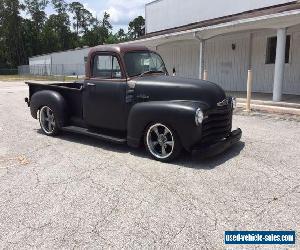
[145,123,182,162]
[39,106,59,135]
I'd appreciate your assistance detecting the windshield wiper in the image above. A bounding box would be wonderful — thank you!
[139,70,165,77]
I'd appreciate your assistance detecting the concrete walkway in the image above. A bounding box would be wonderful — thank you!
[227,91,300,115]
[227,91,300,104]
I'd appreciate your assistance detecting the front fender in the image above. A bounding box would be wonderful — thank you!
[127,100,208,151]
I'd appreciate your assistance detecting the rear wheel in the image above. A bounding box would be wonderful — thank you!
[144,123,182,162]
[39,106,60,136]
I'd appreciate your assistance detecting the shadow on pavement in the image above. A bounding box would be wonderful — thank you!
[36,129,245,170]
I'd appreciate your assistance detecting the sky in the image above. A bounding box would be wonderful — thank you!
[43,0,151,32]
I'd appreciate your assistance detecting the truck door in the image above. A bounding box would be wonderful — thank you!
[83,53,127,131]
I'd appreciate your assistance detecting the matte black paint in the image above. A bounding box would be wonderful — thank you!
[127,101,204,150]
[26,45,241,155]
[193,128,242,157]
[30,90,68,128]
[83,80,128,130]
[131,75,226,108]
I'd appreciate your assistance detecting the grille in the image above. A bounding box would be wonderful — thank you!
[201,104,233,144]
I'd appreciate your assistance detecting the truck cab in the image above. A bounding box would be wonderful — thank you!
[25,44,242,162]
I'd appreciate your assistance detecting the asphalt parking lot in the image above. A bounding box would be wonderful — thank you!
[0,81,299,249]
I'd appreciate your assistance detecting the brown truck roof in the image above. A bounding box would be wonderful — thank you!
[86,44,152,78]
[89,44,149,55]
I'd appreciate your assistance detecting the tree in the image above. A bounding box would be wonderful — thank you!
[101,11,112,30]
[0,0,26,67]
[69,2,93,36]
[82,12,113,46]
[24,0,49,55]
[41,14,61,53]
[51,0,68,14]
[0,0,146,69]
[128,16,145,39]
[116,28,127,42]
[50,0,73,50]
[24,0,48,29]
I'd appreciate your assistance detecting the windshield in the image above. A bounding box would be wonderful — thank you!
[124,51,167,77]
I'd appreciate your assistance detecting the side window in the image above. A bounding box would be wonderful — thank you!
[92,55,122,78]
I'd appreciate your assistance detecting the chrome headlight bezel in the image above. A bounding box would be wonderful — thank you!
[195,108,204,126]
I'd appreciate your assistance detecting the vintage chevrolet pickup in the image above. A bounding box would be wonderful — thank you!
[25,44,242,162]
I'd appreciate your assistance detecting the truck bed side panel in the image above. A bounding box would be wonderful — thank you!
[27,82,83,119]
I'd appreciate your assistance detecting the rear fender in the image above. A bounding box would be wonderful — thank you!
[30,90,67,127]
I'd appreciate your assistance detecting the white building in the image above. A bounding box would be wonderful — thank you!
[28,47,90,76]
[130,0,300,101]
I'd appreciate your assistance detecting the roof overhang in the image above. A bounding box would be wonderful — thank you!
[125,9,300,47]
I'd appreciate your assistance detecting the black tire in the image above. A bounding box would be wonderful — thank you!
[38,105,60,136]
[144,123,182,162]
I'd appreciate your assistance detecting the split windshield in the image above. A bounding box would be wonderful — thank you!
[124,51,167,77]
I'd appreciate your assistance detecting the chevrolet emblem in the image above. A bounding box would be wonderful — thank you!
[217,99,229,107]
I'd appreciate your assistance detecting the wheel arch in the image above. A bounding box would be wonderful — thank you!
[30,90,68,128]
[127,101,204,151]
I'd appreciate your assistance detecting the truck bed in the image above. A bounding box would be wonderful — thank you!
[26,81,84,120]
[25,81,83,90]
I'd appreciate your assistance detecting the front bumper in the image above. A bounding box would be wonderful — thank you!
[192,128,242,157]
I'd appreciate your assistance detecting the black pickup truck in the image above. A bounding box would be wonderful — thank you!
[25,44,242,162]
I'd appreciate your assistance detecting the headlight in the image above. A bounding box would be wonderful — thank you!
[195,108,204,126]
[231,97,237,110]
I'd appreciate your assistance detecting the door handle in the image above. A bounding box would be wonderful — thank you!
[136,94,149,100]
[86,83,96,87]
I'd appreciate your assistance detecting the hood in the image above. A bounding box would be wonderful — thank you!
[131,75,226,109]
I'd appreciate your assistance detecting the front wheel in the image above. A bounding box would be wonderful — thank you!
[39,106,60,136]
[144,123,182,162]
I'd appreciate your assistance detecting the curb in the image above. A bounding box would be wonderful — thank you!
[237,103,300,116]
[237,98,300,109]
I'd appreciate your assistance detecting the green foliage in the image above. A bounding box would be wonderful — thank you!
[128,16,145,39]
[0,0,146,68]
[69,1,93,35]
[0,0,26,67]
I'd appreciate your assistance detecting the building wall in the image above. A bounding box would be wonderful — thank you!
[29,47,90,76]
[251,27,300,94]
[29,55,52,75]
[157,40,200,78]
[146,0,295,33]
[157,24,300,95]
[204,33,250,92]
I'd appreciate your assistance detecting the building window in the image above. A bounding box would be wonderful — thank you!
[265,35,291,64]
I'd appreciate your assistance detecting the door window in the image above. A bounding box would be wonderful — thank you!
[92,55,122,78]
[112,56,122,78]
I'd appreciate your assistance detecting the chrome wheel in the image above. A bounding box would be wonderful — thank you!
[39,106,56,134]
[146,123,175,159]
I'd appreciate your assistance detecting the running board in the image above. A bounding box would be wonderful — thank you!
[61,126,127,144]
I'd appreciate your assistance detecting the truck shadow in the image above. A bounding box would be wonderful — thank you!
[38,129,245,170]
[175,141,245,169]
